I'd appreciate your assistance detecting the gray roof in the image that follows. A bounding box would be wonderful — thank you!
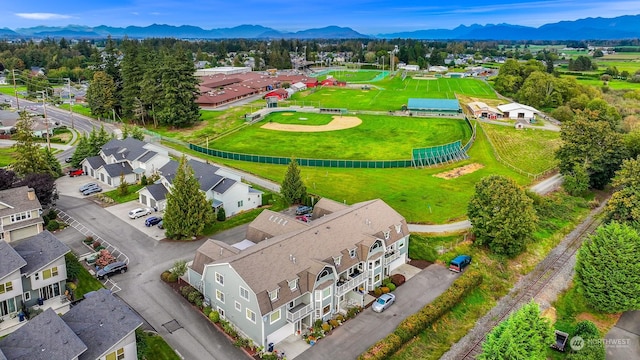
[0,186,43,220]
[101,138,148,162]
[0,240,26,280]
[0,349,6,360]
[12,231,70,277]
[83,155,106,169]
[0,308,87,360]
[137,150,158,163]
[212,178,236,194]
[62,289,143,360]
[144,183,169,201]
[102,162,134,177]
[159,159,223,192]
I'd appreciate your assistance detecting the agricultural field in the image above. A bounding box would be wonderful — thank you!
[568,76,640,90]
[287,76,496,111]
[206,112,472,160]
[481,123,561,175]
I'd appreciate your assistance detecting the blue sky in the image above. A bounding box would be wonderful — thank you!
[5,0,640,34]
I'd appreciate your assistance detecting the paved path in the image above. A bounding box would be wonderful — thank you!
[605,311,640,359]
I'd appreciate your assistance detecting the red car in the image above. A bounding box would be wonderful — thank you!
[68,169,84,177]
[295,215,311,222]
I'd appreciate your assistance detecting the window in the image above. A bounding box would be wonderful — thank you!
[235,301,241,312]
[383,230,390,240]
[24,292,31,301]
[238,200,244,207]
[0,282,11,294]
[246,308,256,323]
[375,258,381,267]
[334,256,342,266]
[218,307,226,319]
[35,272,39,280]
[43,269,52,280]
[240,286,249,300]
[323,287,331,300]
[370,241,381,252]
[349,248,357,258]
[105,348,124,360]
[374,274,381,283]
[270,309,281,324]
[215,289,225,303]
[289,279,298,291]
[323,304,331,315]
[398,239,405,249]
[269,288,279,301]
[215,272,224,286]
[10,211,32,223]
[52,267,58,277]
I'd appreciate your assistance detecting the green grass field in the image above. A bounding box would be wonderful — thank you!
[569,76,640,90]
[482,123,560,174]
[207,112,472,160]
[287,76,496,111]
[0,148,16,167]
[315,69,387,82]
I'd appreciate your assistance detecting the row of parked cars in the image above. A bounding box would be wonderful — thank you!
[78,182,102,196]
[128,208,164,228]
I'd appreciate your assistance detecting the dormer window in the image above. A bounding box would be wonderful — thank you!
[334,256,342,266]
[395,224,402,233]
[269,288,279,301]
[349,248,357,258]
[289,279,298,291]
[370,240,382,252]
[383,230,390,240]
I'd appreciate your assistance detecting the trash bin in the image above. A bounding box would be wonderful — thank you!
[18,312,25,322]
[267,342,274,352]
[37,297,44,306]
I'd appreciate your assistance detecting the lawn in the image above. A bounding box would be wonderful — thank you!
[74,266,105,299]
[567,75,640,90]
[207,113,472,160]
[0,148,16,167]
[481,123,561,175]
[137,330,181,360]
[103,184,145,203]
[287,77,496,111]
[315,69,388,82]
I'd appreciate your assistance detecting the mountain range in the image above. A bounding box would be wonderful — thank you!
[1,14,639,40]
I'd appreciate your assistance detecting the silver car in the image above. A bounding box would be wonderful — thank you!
[372,293,396,313]
[79,182,98,192]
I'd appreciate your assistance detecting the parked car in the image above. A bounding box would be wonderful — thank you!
[128,208,151,219]
[295,205,313,215]
[96,261,128,280]
[65,156,72,163]
[449,255,472,273]
[82,185,102,196]
[145,216,162,227]
[157,220,164,229]
[79,182,98,192]
[68,168,84,177]
[295,215,311,222]
[372,293,396,313]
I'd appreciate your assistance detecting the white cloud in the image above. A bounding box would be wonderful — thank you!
[15,13,72,20]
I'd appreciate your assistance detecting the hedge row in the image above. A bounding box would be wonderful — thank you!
[358,269,483,360]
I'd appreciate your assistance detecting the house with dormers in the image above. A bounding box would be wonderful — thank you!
[0,289,143,360]
[81,138,171,187]
[186,198,409,347]
[0,231,71,336]
[0,187,44,243]
[137,158,262,217]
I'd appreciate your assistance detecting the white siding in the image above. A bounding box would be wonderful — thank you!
[29,257,67,290]
[0,269,24,303]
[98,331,139,360]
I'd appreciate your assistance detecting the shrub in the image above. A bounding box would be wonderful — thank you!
[83,236,94,244]
[187,290,201,304]
[217,208,226,221]
[321,323,331,332]
[167,272,178,283]
[390,274,406,287]
[374,287,383,297]
[160,271,172,282]
[203,306,213,317]
[95,249,116,267]
[140,174,148,186]
[194,297,203,308]
[381,286,390,294]
[181,285,196,298]
[209,310,220,323]
[335,314,345,322]
[46,220,60,231]
[329,319,339,328]
[94,245,105,251]
[387,283,396,292]
[66,282,77,291]
[92,241,101,249]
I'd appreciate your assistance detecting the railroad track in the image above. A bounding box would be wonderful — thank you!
[459,212,604,359]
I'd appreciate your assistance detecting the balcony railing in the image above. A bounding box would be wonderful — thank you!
[384,251,401,265]
[336,272,367,295]
[286,303,313,323]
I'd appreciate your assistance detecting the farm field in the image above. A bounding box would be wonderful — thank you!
[565,75,640,90]
[207,112,472,160]
[481,123,560,175]
[288,76,496,111]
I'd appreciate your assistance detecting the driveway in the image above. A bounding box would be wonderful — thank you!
[605,310,640,359]
[299,265,458,360]
[55,173,114,198]
[104,202,166,240]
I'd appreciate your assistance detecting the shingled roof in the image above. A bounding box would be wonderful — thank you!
[159,159,225,192]
[0,240,26,280]
[12,231,70,277]
[0,186,42,220]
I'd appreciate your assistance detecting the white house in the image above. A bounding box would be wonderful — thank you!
[81,138,171,187]
[497,102,540,122]
[290,82,307,92]
[138,159,262,217]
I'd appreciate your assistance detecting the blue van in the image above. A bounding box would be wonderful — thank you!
[449,255,472,273]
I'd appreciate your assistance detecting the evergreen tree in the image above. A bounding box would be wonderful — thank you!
[71,136,92,168]
[156,48,200,128]
[11,111,50,177]
[86,71,117,118]
[43,147,62,177]
[164,156,214,239]
[216,207,226,221]
[117,173,129,196]
[281,158,307,205]
[467,175,538,257]
[120,39,144,119]
[479,301,554,360]
[575,222,640,313]
[88,125,112,154]
[563,163,590,196]
[604,156,640,223]
[566,320,605,360]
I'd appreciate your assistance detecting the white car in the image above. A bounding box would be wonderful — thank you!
[128,208,151,219]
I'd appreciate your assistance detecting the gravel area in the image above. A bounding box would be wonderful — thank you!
[440,202,607,360]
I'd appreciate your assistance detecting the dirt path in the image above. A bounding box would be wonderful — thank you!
[260,116,362,132]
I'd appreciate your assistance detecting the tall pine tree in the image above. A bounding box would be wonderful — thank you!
[11,111,51,177]
[281,158,307,205]
[163,156,214,240]
[156,47,200,128]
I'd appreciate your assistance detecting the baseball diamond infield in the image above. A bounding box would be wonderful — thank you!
[260,116,363,132]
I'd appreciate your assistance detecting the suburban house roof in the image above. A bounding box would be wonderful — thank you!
[101,137,150,162]
[0,240,26,280]
[159,159,225,192]
[102,161,134,177]
[144,183,170,201]
[245,209,308,243]
[12,231,70,277]
[83,155,106,169]
[0,186,43,219]
[0,308,87,360]
[137,150,158,163]
[497,102,540,113]
[199,199,408,314]
[62,289,143,360]
[211,178,236,194]
[312,197,349,217]
[192,239,240,274]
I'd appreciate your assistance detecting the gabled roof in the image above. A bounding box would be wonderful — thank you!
[0,186,42,219]
[143,183,169,201]
[245,209,308,243]
[62,289,143,360]
[137,150,158,163]
[497,102,539,113]
[102,162,134,177]
[159,159,224,192]
[192,239,240,275]
[211,178,236,194]
[0,240,26,280]
[12,231,70,277]
[0,308,87,360]
[83,155,106,169]
[101,138,149,162]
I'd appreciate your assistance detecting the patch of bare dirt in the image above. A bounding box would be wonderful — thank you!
[260,116,362,132]
[409,259,433,269]
[434,163,484,179]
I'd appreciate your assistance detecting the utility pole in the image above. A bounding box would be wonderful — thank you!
[36,90,51,150]
[12,70,20,110]
[64,78,74,129]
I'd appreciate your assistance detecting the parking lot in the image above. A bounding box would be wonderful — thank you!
[55,174,166,240]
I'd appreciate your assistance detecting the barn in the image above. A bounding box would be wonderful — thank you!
[407,98,461,115]
[497,102,540,122]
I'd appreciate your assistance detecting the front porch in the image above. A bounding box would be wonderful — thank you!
[0,295,71,337]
